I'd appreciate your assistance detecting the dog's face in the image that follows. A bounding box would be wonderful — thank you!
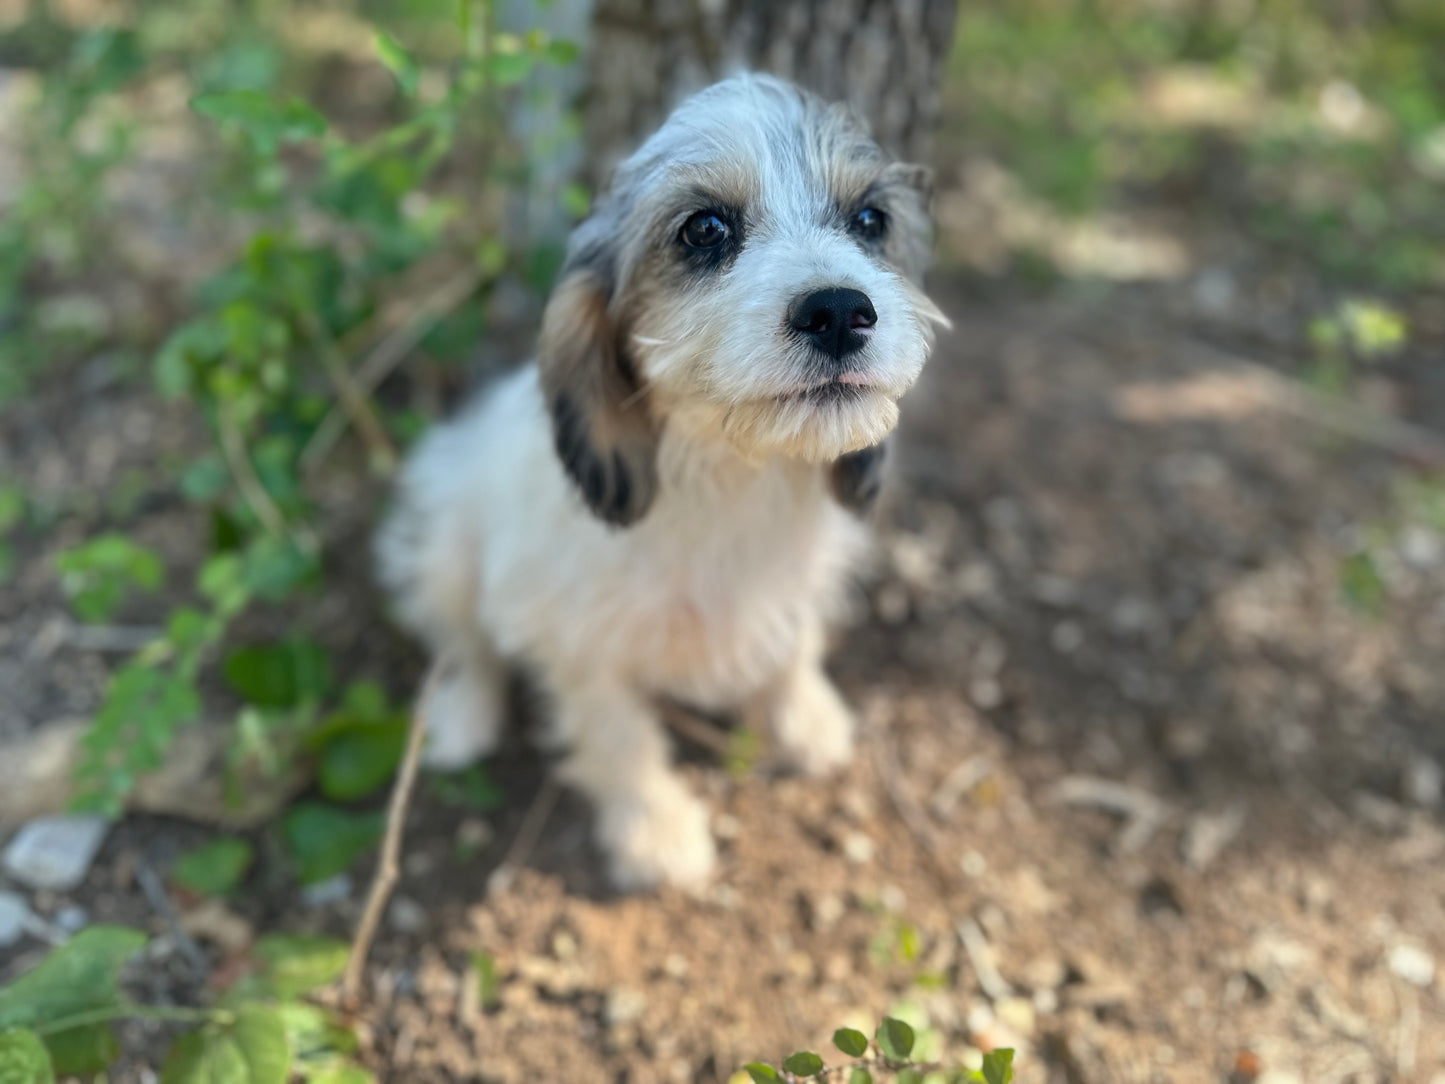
[539,74,946,525]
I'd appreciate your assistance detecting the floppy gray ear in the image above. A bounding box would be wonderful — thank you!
[879,161,935,283]
[537,264,660,526]
[828,440,888,515]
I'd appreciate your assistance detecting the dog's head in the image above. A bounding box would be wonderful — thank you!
[538,73,947,525]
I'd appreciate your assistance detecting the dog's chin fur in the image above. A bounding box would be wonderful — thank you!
[715,389,901,463]
[377,73,943,893]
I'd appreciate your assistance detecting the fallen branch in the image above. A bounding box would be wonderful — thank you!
[301,267,483,472]
[341,669,435,1009]
[303,311,399,476]
[487,777,560,897]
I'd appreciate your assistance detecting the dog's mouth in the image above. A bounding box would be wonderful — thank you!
[775,374,879,405]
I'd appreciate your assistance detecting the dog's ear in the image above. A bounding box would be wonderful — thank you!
[537,263,660,527]
[829,440,887,515]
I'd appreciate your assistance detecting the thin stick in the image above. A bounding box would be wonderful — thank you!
[304,312,399,475]
[487,777,560,897]
[218,405,300,547]
[301,268,482,472]
[342,670,435,1009]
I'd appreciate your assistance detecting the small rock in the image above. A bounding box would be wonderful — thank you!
[54,904,88,933]
[551,930,579,960]
[994,996,1036,1037]
[1402,758,1443,809]
[968,677,1003,710]
[389,896,427,935]
[1387,943,1436,988]
[712,813,742,840]
[808,893,845,932]
[180,899,254,953]
[2,815,109,891]
[1181,805,1246,872]
[879,884,906,913]
[606,986,648,1026]
[0,890,32,947]
[1050,620,1085,654]
[842,831,875,864]
[301,874,352,907]
[1399,525,1443,569]
[662,953,689,979]
[960,850,988,878]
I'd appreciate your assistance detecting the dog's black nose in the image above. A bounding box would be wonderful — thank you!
[790,288,877,360]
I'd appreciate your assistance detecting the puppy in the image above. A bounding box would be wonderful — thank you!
[377,73,945,890]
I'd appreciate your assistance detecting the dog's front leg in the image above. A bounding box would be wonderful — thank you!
[550,675,717,891]
[745,616,856,777]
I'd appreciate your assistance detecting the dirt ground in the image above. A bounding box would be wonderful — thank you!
[3,96,1445,1084]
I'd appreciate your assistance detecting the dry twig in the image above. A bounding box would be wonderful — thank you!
[341,669,436,1009]
[487,777,560,897]
[301,267,483,472]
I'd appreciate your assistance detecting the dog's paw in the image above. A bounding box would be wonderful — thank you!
[770,670,855,777]
[595,779,717,892]
[420,658,504,771]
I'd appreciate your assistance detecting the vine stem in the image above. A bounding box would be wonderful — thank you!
[34,1004,227,1038]
[341,665,437,1009]
[217,403,317,554]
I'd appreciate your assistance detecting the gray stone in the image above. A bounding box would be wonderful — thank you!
[2,815,109,891]
[54,904,89,933]
[0,890,32,947]
[300,874,353,908]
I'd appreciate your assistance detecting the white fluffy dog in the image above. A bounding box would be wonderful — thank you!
[377,73,945,890]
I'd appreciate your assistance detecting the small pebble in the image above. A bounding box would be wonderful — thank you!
[1388,943,1436,988]
[301,874,353,907]
[994,996,1036,1037]
[842,831,875,864]
[388,896,426,935]
[2,815,110,891]
[1402,758,1442,809]
[54,904,88,933]
[879,884,906,913]
[606,986,648,1026]
[960,850,988,878]
[809,893,844,931]
[662,953,689,979]
[0,890,32,947]
[712,813,742,841]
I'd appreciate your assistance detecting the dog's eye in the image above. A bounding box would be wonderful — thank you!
[851,207,887,241]
[680,211,729,249]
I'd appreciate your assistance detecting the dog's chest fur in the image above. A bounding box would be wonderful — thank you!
[457,368,869,707]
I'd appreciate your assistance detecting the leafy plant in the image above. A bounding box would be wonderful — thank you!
[171,837,256,897]
[0,925,369,1081]
[744,1017,1013,1083]
[9,0,551,835]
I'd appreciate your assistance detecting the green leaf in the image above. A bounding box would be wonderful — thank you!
[223,638,330,709]
[980,1049,1014,1084]
[251,936,350,1000]
[470,952,500,1011]
[743,1065,779,1084]
[171,838,254,897]
[160,1005,289,1084]
[191,90,326,155]
[0,1029,55,1084]
[41,1023,119,1076]
[832,1028,868,1058]
[427,764,504,812]
[896,1071,923,1084]
[848,1070,873,1084]
[373,31,419,96]
[54,534,164,622]
[876,1018,915,1061]
[0,485,25,534]
[0,927,147,1029]
[281,803,384,885]
[485,52,532,86]
[317,719,407,802]
[781,1052,824,1077]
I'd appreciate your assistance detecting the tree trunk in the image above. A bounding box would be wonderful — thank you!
[584,0,960,188]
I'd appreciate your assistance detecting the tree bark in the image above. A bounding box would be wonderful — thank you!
[584,0,960,187]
